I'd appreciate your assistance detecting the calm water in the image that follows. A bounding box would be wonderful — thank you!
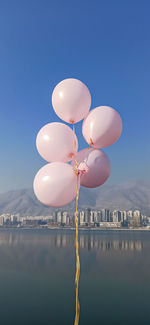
[0,229,150,325]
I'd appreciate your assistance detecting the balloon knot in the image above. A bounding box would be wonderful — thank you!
[78,162,89,175]
[73,162,89,176]
[68,152,74,159]
[69,119,75,124]
[89,138,94,146]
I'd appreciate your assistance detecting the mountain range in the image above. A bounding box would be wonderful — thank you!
[0,180,150,216]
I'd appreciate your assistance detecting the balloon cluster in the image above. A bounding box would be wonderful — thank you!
[33,78,122,207]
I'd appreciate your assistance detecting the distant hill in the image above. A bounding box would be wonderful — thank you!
[0,180,150,216]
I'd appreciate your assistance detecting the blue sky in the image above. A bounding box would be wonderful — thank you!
[0,0,150,192]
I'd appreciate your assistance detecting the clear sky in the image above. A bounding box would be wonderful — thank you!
[0,0,150,193]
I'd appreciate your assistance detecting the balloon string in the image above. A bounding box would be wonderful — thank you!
[72,123,80,325]
[73,124,78,165]
[74,172,80,325]
[72,123,79,168]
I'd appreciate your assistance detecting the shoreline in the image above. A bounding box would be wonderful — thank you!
[0,226,150,232]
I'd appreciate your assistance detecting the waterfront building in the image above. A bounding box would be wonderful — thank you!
[66,216,70,226]
[85,208,91,224]
[120,210,127,221]
[133,210,141,218]
[101,209,111,222]
[93,210,98,223]
[90,211,94,224]
[100,222,121,228]
[117,211,122,222]
[112,211,118,222]
[101,209,107,222]
[79,211,85,226]
[53,212,56,223]
[103,209,111,222]
[145,216,150,224]
[101,209,105,221]
[10,215,18,223]
[130,210,141,227]
[111,210,122,222]
[69,214,75,226]
[62,211,68,224]
[57,212,62,224]
[127,210,133,220]
[97,210,102,222]
[0,216,4,226]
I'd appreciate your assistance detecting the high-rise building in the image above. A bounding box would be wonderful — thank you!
[133,210,141,218]
[127,210,133,220]
[85,208,91,224]
[53,212,56,223]
[120,211,127,221]
[101,209,107,222]
[57,211,62,224]
[0,216,4,226]
[79,211,85,225]
[97,210,102,222]
[117,211,122,222]
[66,216,70,226]
[130,210,141,227]
[93,211,98,223]
[90,211,94,224]
[69,214,74,226]
[112,211,118,222]
[62,211,68,224]
[10,215,18,223]
[101,209,111,222]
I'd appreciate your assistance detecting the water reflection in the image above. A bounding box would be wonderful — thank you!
[0,229,150,325]
[0,230,143,252]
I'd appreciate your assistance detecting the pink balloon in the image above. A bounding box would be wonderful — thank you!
[36,122,78,163]
[33,162,79,207]
[52,78,91,123]
[82,106,122,148]
[72,148,110,188]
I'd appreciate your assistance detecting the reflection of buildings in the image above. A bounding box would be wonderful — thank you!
[54,235,143,252]
[0,230,143,253]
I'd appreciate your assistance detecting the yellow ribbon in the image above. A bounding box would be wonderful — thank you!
[72,123,80,325]
[74,171,80,325]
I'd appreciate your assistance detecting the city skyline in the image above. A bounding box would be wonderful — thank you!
[0,207,149,230]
